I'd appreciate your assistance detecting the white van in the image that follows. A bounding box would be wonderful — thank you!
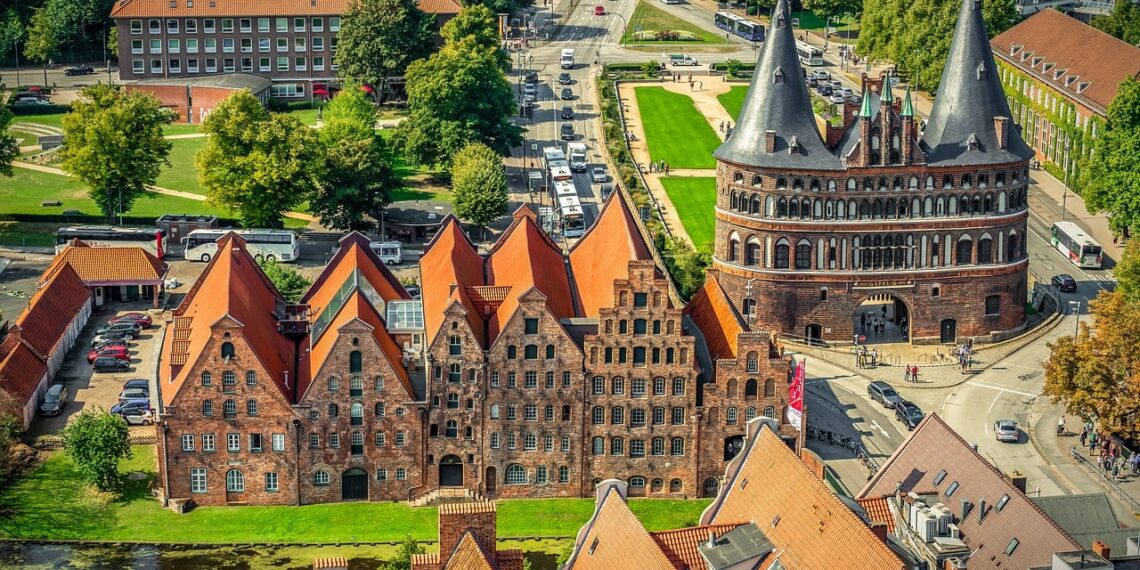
[561,48,575,69]
[369,241,403,265]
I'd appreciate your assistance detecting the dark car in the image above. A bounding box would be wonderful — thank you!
[88,345,130,363]
[558,72,573,85]
[1052,274,1077,292]
[111,312,153,328]
[96,321,142,338]
[895,401,924,430]
[560,123,575,140]
[524,71,539,83]
[92,356,130,373]
[65,64,95,76]
[560,88,574,100]
[561,106,575,120]
[39,384,68,416]
[817,85,833,96]
[111,398,150,415]
[12,91,48,102]
[123,379,150,392]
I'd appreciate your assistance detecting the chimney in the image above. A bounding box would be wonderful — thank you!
[978,499,987,523]
[994,117,1009,149]
[1093,539,1111,559]
[869,522,889,543]
[708,531,717,547]
[764,130,776,153]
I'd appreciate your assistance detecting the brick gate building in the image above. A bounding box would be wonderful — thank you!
[712,0,1033,344]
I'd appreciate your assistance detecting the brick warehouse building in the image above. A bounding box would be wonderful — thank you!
[713,0,1033,344]
[156,193,797,506]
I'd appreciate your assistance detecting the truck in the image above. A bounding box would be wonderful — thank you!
[567,143,588,172]
[561,48,575,69]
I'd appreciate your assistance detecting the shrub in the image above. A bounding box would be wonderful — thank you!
[641,60,660,78]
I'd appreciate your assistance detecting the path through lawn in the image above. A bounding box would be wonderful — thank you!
[635,87,721,170]
[660,176,716,249]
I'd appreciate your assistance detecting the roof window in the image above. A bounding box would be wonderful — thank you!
[1054,68,1066,80]
[1005,538,1019,555]
[945,481,959,497]
[1009,44,1022,56]
[1077,82,1090,93]
[933,469,947,485]
[996,493,1010,512]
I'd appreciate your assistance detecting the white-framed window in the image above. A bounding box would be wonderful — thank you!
[536,465,548,484]
[202,433,215,451]
[258,18,270,32]
[149,39,161,54]
[259,38,270,52]
[559,466,570,483]
[329,433,340,448]
[309,433,320,448]
[222,38,235,53]
[259,57,271,72]
[221,18,234,33]
[239,18,251,33]
[249,433,262,452]
[276,37,288,52]
[227,433,240,451]
[375,432,386,447]
[312,37,324,51]
[132,59,145,74]
[225,469,244,492]
[329,16,341,31]
[294,57,306,71]
[312,17,324,31]
[265,472,278,492]
[276,56,289,71]
[294,17,306,32]
[377,468,388,481]
[313,57,325,71]
[190,468,207,493]
[223,58,235,72]
[150,59,163,73]
[166,18,179,33]
[313,470,330,486]
[294,37,306,52]
[131,20,143,34]
[395,431,406,446]
[396,468,407,480]
[169,59,181,73]
[188,57,199,73]
[276,17,288,32]
[562,436,571,452]
[204,38,217,53]
[131,40,144,54]
[203,19,215,33]
[272,433,285,452]
[240,38,252,53]
[240,57,252,72]
[506,464,527,484]
[149,19,161,34]
[185,19,197,33]
[490,432,500,448]
[186,38,198,53]
[205,58,217,72]
[181,434,195,451]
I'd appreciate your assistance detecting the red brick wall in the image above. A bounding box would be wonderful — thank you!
[126,84,189,122]
[423,304,486,494]
[438,507,497,565]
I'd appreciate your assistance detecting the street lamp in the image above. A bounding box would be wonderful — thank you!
[823,16,835,51]
[611,12,629,48]
[13,38,21,88]
[1069,300,1081,336]
[1061,136,1071,221]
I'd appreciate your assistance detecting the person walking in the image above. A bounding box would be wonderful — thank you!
[1090,431,1099,454]
[910,365,919,383]
[1131,453,1140,476]
[1080,427,1088,448]
[904,365,912,383]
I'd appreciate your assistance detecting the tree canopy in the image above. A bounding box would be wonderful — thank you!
[197,91,323,228]
[1092,0,1140,45]
[1080,78,1140,235]
[440,4,510,71]
[313,86,400,231]
[450,141,508,238]
[0,97,18,178]
[335,0,436,98]
[258,257,312,302]
[857,0,1017,91]
[62,409,132,493]
[60,84,173,220]
[802,0,861,23]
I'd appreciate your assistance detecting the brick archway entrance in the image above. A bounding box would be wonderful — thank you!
[342,468,368,501]
[439,455,463,487]
[854,293,911,344]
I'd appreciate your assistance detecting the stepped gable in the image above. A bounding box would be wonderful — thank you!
[684,272,745,360]
[713,0,842,171]
[919,0,1034,166]
[568,190,654,317]
[485,206,576,342]
[421,215,486,346]
[161,234,296,406]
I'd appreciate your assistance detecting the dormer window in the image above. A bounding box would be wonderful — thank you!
[1053,68,1066,80]
[788,136,799,154]
[1077,82,1090,93]
[1009,44,1022,56]
[775,13,786,28]
[773,66,784,84]
[1042,62,1054,73]
[966,133,979,151]
[1030,57,1043,68]
[1065,75,1078,87]
[1019,50,1031,62]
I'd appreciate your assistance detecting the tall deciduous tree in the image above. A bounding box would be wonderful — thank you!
[23,7,59,84]
[0,9,23,63]
[1114,240,1140,304]
[60,84,173,220]
[1081,78,1140,235]
[1092,0,1140,45]
[335,0,436,100]
[802,0,861,24]
[1044,290,1140,439]
[62,410,132,493]
[0,97,18,177]
[450,141,507,239]
[440,4,510,71]
[313,86,399,231]
[197,90,323,228]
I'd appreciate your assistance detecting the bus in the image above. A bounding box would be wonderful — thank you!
[714,11,742,33]
[1051,221,1103,269]
[183,228,300,263]
[795,41,824,66]
[55,226,168,259]
[733,17,764,42]
[558,195,586,238]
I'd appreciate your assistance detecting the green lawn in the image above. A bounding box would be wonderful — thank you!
[379,129,452,203]
[8,112,65,130]
[718,86,749,120]
[156,137,208,195]
[635,87,721,169]
[164,123,202,135]
[0,446,710,543]
[660,176,716,249]
[622,1,727,44]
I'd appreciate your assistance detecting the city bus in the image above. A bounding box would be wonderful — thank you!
[55,226,168,259]
[183,228,300,263]
[558,195,586,238]
[714,11,743,33]
[1051,221,1103,269]
[795,41,824,66]
[733,17,765,42]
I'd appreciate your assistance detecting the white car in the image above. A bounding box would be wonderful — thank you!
[994,420,1019,442]
[829,93,846,104]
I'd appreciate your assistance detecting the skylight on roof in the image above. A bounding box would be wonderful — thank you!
[945,481,959,497]
[996,494,1010,512]
[933,469,947,485]
[1005,538,1019,555]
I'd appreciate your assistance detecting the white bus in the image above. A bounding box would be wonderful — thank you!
[795,41,824,66]
[183,228,300,263]
[558,195,586,238]
[56,226,168,259]
[1051,221,1103,269]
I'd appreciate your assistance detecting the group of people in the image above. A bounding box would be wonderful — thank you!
[902,364,920,383]
[1079,423,1140,482]
[853,345,878,368]
[859,310,892,336]
[954,343,974,373]
[648,160,670,174]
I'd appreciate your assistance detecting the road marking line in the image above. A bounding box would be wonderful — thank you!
[969,382,1038,398]
[869,420,890,439]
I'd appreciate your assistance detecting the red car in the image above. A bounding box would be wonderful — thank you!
[88,346,129,363]
[111,312,153,328]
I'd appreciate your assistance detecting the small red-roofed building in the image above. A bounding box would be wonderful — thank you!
[411,501,523,570]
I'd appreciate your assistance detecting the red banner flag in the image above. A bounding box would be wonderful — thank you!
[787,359,804,431]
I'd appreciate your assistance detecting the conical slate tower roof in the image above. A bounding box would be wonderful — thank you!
[920,0,1034,165]
[713,0,842,170]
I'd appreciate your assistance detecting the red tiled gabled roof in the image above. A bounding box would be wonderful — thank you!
[485,209,576,343]
[991,9,1140,114]
[684,272,744,360]
[421,216,486,346]
[162,234,296,406]
[859,413,1081,568]
[566,486,680,570]
[302,232,408,309]
[442,532,496,570]
[569,190,654,317]
[855,497,896,535]
[48,243,164,286]
[18,263,92,358]
[111,0,459,18]
[650,523,745,570]
[0,338,48,410]
[704,424,907,569]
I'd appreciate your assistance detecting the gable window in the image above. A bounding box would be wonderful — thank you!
[524,317,539,334]
[220,342,235,359]
[449,335,461,355]
[222,371,236,389]
[524,345,538,359]
[246,399,259,416]
[202,400,214,416]
[448,363,461,382]
[223,399,237,418]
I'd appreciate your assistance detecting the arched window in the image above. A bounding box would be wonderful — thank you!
[750,195,761,214]
[445,420,458,438]
[629,476,646,488]
[221,342,235,359]
[763,406,777,418]
[730,191,738,210]
[745,379,758,398]
[745,239,761,266]
[764,379,775,397]
[727,407,738,425]
[313,470,330,486]
[776,197,787,217]
[375,402,386,416]
[651,478,663,492]
[745,406,756,420]
[226,469,245,492]
[926,175,935,189]
[776,177,787,190]
[943,175,953,189]
[746,352,758,372]
[328,403,339,417]
[350,374,363,397]
[728,235,740,262]
[752,174,763,186]
[245,371,257,386]
[775,239,790,269]
[978,235,993,264]
[506,464,527,484]
[846,177,856,191]
[1007,232,1020,261]
[350,402,364,425]
[670,479,683,492]
[795,240,811,269]
[726,379,738,397]
[201,371,212,386]
[349,351,362,374]
[957,237,973,265]
[734,172,744,184]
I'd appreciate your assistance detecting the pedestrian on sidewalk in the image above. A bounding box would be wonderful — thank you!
[911,365,919,383]
[1058,416,1066,435]
[904,365,911,383]
[1080,427,1088,447]
[1131,453,1140,476]
[1090,431,1098,454]
[871,348,878,367]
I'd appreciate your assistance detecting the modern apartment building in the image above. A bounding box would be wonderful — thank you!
[109,0,460,99]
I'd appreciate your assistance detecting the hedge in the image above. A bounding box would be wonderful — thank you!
[8,104,70,115]
[0,212,242,227]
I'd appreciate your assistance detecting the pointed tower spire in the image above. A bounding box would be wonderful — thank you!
[901,85,914,117]
[880,75,893,108]
[919,0,1033,165]
[859,91,875,118]
[713,0,841,170]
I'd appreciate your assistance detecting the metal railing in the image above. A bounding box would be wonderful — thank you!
[1070,445,1140,513]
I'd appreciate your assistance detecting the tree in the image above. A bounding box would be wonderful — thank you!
[23,7,60,85]
[802,0,861,23]
[0,97,18,178]
[313,87,399,231]
[395,30,521,167]
[197,90,324,228]
[1115,240,1140,304]
[440,4,510,71]
[60,84,173,220]
[62,409,132,493]
[0,9,23,64]
[658,236,711,300]
[1044,291,1140,439]
[642,59,660,78]
[1092,0,1140,45]
[106,24,117,58]
[451,141,507,239]
[385,535,424,570]
[1080,78,1140,235]
[723,58,743,78]
[745,0,777,16]
[258,258,312,301]
[335,0,435,101]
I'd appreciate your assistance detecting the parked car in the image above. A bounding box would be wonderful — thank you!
[1052,274,1077,292]
[560,88,574,100]
[123,379,150,392]
[829,93,846,104]
[561,106,575,120]
[560,123,576,140]
[867,381,902,408]
[524,71,539,83]
[111,399,153,425]
[404,285,421,298]
[110,312,153,328]
[92,356,130,373]
[591,166,608,183]
[12,91,49,102]
[118,387,149,401]
[559,72,573,85]
[806,77,818,88]
[11,99,51,107]
[817,85,833,96]
[111,398,150,415]
[97,321,142,338]
[994,419,1019,442]
[65,64,95,76]
[830,80,842,91]
[91,339,129,353]
[594,5,606,15]
[842,87,854,97]
[39,384,68,417]
[894,401,924,430]
[91,331,131,347]
[88,345,129,363]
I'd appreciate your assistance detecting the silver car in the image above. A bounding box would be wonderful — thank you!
[591,166,608,183]
[867,381,901,408]
[994,420,1019,442]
